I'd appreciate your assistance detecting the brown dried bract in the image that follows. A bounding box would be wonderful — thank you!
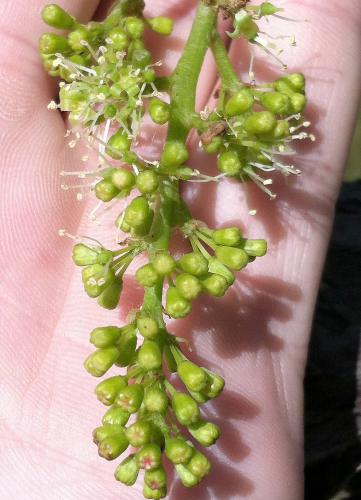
[200,121,227,145]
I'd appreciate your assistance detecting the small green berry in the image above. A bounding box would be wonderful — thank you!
[175,273,202,301]
[148,16,174,36]
[225,88,254,116]
[138,340,162,371]
[135,264,159,287]
[165,287,192,318]
[95,179,119,202]
[153,252,176,276]
[115,454,139,485]
[136,170,159,194]
[165,437,194,464]
[178,252,209,277]
[137,317,159,339]
[217,150,242,176]
[111,168,135,190]
[106,130,131,159]
[84,346,119,377]
[161,142,189,170]
[149,99,170,125]
[172,393,200,426]
[95,375,127,406]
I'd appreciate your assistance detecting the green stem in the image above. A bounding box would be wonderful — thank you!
[211,31,241,92]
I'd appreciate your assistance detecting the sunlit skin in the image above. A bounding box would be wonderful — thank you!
[0,1,360,499]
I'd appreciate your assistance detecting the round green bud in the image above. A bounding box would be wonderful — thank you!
[90,326,122,348]
[175,274,202,301]
[203,371,225,399]
[98,433,129,461]
[116,328,137,367]
[95,375,127,406]
[42,4,75,30]
[84,346,119,377]
[178,252,208,277]
[244,111,277,135]
[290,92,307,113]
[39,33,70,54]
[72,243,98,266]
[135,264,159,288]
[178,361,208,392]
[108,27,129,50]
[278,73,305,92]
[225,88,254,116]
[217,150,242,176]
[116,384,144,413]
[68,27,90,51]
[272,120,290,139]
[111,168,135,190]
[175,464,199,487]
[136,443,162,470]
[143,484,166,499]
[172,393,200,426]
[82,264,114,298]
[98,278,122,310]
[212,227,242,247]
[202,274,229,297]
[144,387,169,413]
[161,142,189,170]
[215,246,249,271]
[165,287,192,319]
[95,179,119,202]
[102,406,130,426]
[136,170,159,194]
[92,423,124,445]
[188,420,220,447]
[115,454,139,486]
[153,252,176,276]
[145,466,167,490]
[144,69,156,83]
[132,49,152,69]
[106,130,131,159]
[149,99,170,125]
[130,210,154,237]
[203,135,223,154]
[174,167,194,180]
[165,437,194,465]
[137,317,159,339]
[187,451,211,479]
[148,16,174,36]
[138,340,162,371]
[125,16,145,39]
[241,238,267,257]
[126,420,153,447]
[260,91,290,115]
[124,196,151,228]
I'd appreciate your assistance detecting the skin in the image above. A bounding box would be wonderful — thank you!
[0,0,360,499]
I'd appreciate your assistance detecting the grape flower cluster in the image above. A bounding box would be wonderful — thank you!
[39,1,310,498]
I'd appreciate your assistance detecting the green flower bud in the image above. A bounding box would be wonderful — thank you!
[203,370,225,399]
[125,16,145,39]
[271,120,290,139]
[212,227,242,247]
[224,88,254,116]
[175,273,202,301]
[98,433,129,460]
[153,252,176,276]
[188,390,209,404]
[148,16,174,36]
[201,274,229,297]
[165,437,194,464]
[172,393,200,426]
[135,264,159,287]
[95,179,119,202]
[90,326,122,348]
[97,278,122,310]
[260,2,282,16]
[137,317,159,339]
[217,150,242,176]
[145,466,167,490]
[116,384,144,413]
[126,420,153,447]
[39,33,70,54]
[42,4,75,30]
[290,93,307,113]
[144,387,169,413]
[131,49,152,69]
[161,142,189,170]
[138,340,162,371]
[114,454,139,485]
[108,28,129,50]
[275,73,305,93]
[149,99,170,125]
[68,27,90,51]
[84,346,119,377]
[215,246,249,271]
[179,252,208,277]
[72,243,98,266]
[115,326,137,367]
[111,168,135,190]
[260,91,290,115]
[93,423,124,445]
[175,464,199,487]
[102,406,130,426]
[95,375,127,406]
[174,167,194,180]
[203,136,223,154]
[165,287,192,319]
[188,420,220,447]
[241,238,267,257]
[136,443,162,470]
[136,170,159,195]
[230,12,259,40]
[244,111,277,135]
[143,484,167,499]
[178,361,208,392]
[82,264,114,298]
[124,196,151,228]
[186,451,211,479]
[59,87,85,112]
[106,130,131,159]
